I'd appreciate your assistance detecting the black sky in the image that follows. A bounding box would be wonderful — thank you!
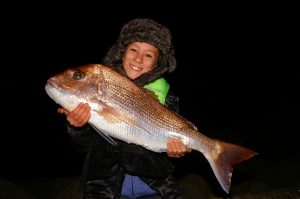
[1,6,298,181]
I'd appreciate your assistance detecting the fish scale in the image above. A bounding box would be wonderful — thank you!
[103,82,178,131]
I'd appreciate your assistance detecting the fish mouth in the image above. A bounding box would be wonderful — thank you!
[45,78,73,95]
[47,78,59,89]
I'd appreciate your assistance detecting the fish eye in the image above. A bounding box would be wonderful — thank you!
[73,71,84,80]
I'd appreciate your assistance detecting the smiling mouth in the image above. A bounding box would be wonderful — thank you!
[130,64,142,71]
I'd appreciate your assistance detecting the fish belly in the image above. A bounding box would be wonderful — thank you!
[89,111,169,152]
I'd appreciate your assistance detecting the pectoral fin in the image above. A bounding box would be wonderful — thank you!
[90,124,118,146]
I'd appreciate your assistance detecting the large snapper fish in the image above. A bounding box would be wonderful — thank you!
[45,64,256,193]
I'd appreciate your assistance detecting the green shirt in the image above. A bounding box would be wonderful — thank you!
[143,77,170,105]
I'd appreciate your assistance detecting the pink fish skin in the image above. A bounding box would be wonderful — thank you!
[45,64,257,193]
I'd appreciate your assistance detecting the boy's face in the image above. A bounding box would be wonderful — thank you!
[123,42,159,80]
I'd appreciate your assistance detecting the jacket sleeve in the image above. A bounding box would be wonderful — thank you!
[66,124,95,153]
[165,88,180,113]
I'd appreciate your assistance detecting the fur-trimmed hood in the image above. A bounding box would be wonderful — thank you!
[102,18,177,86]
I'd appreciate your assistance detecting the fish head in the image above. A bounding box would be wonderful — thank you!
[45,64,105,111]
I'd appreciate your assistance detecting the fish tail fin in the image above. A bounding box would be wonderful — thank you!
[206,140,257,193]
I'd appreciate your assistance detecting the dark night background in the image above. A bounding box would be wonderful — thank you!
[0,3,299,198]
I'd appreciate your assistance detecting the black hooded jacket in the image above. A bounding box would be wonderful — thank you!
[66,89,181,199]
